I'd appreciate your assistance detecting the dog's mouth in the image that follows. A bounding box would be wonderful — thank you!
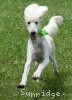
[30,34,36,40]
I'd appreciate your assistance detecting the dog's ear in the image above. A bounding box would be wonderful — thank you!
[37,6,48,19]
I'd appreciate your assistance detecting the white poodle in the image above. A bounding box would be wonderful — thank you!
[17,3,63,88]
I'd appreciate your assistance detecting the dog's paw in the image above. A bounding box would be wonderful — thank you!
[33,77,39,80]
[32,71,40,80]
[17,84,25,88]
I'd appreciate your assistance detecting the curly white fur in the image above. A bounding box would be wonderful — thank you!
[17,3,63,88]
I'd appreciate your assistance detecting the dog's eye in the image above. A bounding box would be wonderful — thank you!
[35,22,38,24]
[27,22,30,24]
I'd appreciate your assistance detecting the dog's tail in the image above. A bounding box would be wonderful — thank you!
[43,16,63,37]
[49,16,63,25]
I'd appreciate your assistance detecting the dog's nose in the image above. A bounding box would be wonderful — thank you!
[31,31,36,35]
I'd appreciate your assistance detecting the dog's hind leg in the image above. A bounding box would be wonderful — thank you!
[50,52,58,74]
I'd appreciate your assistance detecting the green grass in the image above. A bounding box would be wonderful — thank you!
[0,0,72,100]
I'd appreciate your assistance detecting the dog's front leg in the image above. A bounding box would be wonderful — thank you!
[17,40,33,88]
[33,56,49,80]
[17,58,32,88]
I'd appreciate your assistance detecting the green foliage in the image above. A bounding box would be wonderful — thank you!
[0,0,72,100]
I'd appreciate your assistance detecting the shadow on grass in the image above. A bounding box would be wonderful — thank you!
[43,74,64,92]
[39,70,68,99]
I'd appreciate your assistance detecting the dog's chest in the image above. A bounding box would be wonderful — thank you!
[33,43,44,62]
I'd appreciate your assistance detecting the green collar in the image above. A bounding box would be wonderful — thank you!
[38,29,48,36]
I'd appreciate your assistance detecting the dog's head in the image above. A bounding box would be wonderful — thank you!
[24,3,48,40]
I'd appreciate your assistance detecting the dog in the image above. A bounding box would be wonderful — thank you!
[17,3,63,88]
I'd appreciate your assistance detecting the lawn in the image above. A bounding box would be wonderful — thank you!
[0,0,72,100]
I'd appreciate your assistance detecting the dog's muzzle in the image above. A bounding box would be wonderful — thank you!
[30,31,36,40]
